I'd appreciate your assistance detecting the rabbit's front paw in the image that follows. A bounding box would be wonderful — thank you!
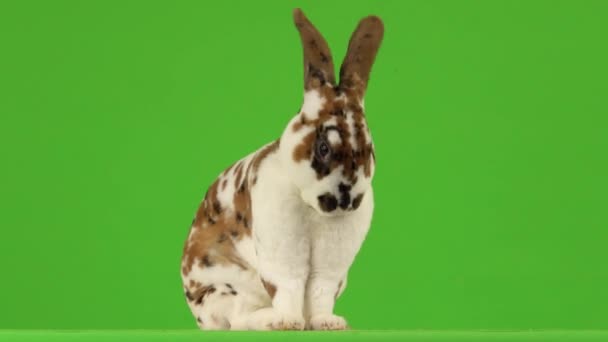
[252,308,305,331]
[265,315,305,331]
[308,314,349,330]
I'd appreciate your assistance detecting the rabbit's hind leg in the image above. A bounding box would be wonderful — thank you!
[183,265,273,331]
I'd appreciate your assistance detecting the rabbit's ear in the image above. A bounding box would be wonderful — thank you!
[339,15,384,96]
[293,8,336,90]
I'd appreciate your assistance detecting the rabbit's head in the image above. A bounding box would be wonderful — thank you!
[279,9,383,216]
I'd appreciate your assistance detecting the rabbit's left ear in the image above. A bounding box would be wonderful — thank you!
[293,8,336,91]
[339,15,384,97]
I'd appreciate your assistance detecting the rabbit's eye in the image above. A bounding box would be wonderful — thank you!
[316,140,331,159]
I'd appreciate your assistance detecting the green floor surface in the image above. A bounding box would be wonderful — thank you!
[1,330,608,342]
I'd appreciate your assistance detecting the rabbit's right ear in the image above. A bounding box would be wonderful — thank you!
[293,8,336,91]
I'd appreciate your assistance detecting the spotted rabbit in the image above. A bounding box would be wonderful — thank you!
[181,8,383,331]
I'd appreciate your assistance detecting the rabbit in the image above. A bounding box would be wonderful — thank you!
[180,8,383,331]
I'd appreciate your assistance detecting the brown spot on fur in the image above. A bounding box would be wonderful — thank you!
[221,284,238,296]
[234,164,244,189]
[292,120,304,132]
[334,280,344,302]
[232,185,251,236]
[213,201,222,214]
[293,130,316,162]
[363,145,373,177]
[262,279,277,299]
[201,255,212,267]
[330,102,345,116]
[217,233,228,243]
[188,285,216,306]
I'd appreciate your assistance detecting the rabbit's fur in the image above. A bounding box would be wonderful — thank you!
[181,8,383,330]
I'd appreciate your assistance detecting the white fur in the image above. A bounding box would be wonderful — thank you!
[327,129,341,146]
[301,89,325,120]
[345,112,358,150]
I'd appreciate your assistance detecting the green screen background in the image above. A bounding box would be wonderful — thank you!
[1,0,607,331]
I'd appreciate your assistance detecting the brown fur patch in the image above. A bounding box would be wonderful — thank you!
[291,114,308,132]
[261,279,277,299]
[189,279,202,289]
[187,285,216,306]
[292,130,316,162]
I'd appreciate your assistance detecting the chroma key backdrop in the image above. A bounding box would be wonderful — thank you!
[1,0,607,341]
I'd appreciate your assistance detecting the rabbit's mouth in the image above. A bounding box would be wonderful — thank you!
[315,208,352,219]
